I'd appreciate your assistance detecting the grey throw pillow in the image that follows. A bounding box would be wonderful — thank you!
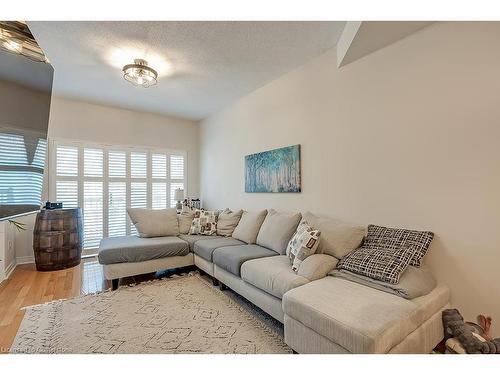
[232,210,267,244]
[217,209,243,236]
[127,208,179,237]
[336,243,417,284]
[256,209,301,254]
[330,265,437,299]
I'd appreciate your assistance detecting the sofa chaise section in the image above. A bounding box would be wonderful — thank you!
[282,276,451,353]
[98,235,194,288]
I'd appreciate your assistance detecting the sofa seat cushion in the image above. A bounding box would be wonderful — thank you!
[178,234,222,251]
[241,255,310,299]
[98,236,189,265]
[282,276,450,353]
[212,244,278,276]
[194,237,246,262]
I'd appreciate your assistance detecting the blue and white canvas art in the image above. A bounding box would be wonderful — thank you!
[245,145,301,193]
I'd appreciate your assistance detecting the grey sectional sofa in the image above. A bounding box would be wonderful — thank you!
[97,209,450,353]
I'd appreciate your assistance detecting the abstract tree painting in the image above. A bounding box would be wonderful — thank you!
[245,145,301,193]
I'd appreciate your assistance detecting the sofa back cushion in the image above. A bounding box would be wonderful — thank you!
[232,209,267,244]
[217,209,243,237]
[127,207,179,237]
[178,210,195,234]
[301,211,365,259]
[256,209,301,254]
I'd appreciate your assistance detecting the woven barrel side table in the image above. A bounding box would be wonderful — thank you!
[33,208,83,271]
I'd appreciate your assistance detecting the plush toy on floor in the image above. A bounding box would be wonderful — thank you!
[442,309,500,354]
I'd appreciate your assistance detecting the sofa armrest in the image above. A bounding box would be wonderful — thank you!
[297,254,338,281]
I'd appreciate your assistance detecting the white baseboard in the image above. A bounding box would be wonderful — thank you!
[4,260,16,279]
[16,255,35,265]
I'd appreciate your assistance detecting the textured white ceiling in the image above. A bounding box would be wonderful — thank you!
[27,21,345,120]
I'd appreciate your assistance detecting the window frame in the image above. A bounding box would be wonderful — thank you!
[48,138,188,251]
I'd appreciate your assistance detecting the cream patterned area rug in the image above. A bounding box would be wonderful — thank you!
[11,273,291,354]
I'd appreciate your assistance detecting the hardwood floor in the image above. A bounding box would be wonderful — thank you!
[0,258,102,352]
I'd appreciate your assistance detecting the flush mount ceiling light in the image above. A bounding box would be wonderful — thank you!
[122,59,158,88]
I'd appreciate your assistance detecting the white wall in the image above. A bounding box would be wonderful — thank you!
[200,22,500,334]
[47,96,199,197]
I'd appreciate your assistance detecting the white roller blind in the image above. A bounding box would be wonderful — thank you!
[51,140,187,251]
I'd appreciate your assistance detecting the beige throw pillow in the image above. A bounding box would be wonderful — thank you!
[256,209,301,254]
[217,209,243,236]
[301,211,365,259]
[232,210,267,244]
[189,209,217,235]
[178,210,195,234]
[286,222,321,271]
[127,208,179,238]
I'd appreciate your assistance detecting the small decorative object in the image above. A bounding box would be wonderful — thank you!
[442,309,500,354]
[183,198,202,210]
[245,144,301,193]
[33,208,83,271]
[44,201,63,210]
[174,189,184,211]
[122,58,158,87]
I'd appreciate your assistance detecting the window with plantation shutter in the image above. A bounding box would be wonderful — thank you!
[50,140,187,253]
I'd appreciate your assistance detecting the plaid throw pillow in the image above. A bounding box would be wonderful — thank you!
[363,225,434,267]
[336,243,417,284]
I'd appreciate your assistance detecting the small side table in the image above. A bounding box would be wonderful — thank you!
[33,208,83,271]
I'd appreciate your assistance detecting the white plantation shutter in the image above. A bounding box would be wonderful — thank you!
[130,182,147,235]
[56,181,78,208]
[169,155,185,208]
[170,155,184,180]
[152,153,167,178]
[84,148,103,177]
[56,146,78,176]
[83,181,103,248]
[51,140,187,251]
[108,151,126,178]
[152,182,167,209]
[108,182,126,237]
[131,152,147,178]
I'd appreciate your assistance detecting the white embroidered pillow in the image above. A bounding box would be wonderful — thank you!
[286,222,321,272]
[189,209,217,235]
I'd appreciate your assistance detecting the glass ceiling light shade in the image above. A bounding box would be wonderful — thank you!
[122,59,158,88]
